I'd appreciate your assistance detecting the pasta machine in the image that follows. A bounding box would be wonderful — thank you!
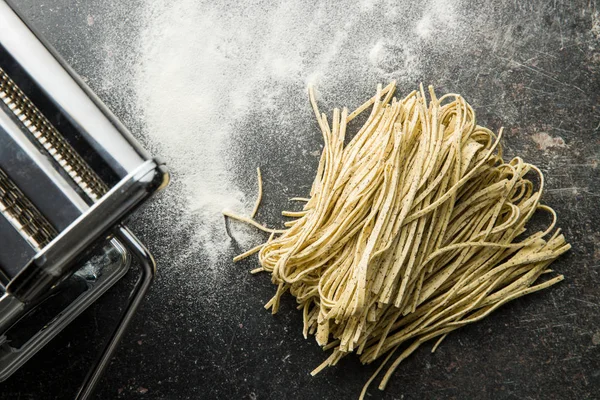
[0,1,169,398]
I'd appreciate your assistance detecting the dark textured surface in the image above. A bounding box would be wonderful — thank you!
[2,0,600,399]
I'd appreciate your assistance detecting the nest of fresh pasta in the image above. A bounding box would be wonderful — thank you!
[224,82,570,398]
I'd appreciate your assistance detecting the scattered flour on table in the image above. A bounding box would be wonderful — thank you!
[531,132,567,152]
[129,0,492,277]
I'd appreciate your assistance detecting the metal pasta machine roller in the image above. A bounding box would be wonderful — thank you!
[0,1,169,398]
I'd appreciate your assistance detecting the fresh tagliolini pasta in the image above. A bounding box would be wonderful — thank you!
[224,82,570,398]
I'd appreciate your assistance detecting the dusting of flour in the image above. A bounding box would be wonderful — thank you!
[130,0,484,280]
[134,3,262,266]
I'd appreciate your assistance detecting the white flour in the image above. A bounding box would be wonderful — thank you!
[129,0,481,277]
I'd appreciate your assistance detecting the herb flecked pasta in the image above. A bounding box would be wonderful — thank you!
[224,82,570,398]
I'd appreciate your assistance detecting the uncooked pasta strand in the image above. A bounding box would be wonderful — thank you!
[233,243,264,262]
[222,209,285,234]
[251,167,263,218]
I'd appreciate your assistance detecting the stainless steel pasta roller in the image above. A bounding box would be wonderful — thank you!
[0,1,169,398]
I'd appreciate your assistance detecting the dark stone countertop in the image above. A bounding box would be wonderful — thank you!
[2,0,600,399]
